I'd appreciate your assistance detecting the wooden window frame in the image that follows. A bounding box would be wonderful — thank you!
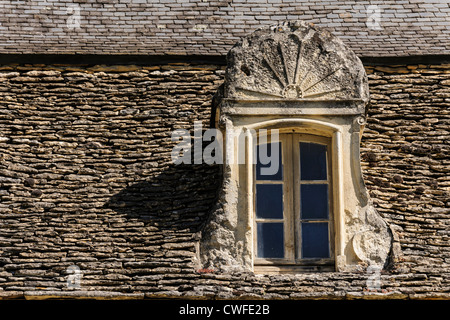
[253,132,335,274]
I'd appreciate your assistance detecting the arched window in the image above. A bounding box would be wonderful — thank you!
[200,21,394,274]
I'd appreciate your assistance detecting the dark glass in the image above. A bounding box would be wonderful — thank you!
[300,142,327,181]
[300,184,329,220]
[257,222,284,258]
[256,142,283,181]
[256,184,283,219]
[301,222,330,258]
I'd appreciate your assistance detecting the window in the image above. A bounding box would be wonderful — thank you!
[200,22,394,274]
[254,132,334,272]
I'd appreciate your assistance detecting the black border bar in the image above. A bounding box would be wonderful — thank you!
[0,54,449,66]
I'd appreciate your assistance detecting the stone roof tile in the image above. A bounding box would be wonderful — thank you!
[0,0,448,57]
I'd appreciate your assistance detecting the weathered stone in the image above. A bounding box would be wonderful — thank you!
[23,178,35,187]
[225,21,369,104]
[202,21,392,273]
[30,189,43,198]
[0,58,448,300]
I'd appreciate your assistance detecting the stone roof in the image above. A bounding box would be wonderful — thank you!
[0,0,449,57]
[0,61,448,299]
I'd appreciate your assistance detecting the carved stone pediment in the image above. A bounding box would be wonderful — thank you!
[224,21,369,105]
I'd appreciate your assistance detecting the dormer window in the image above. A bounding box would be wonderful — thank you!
[200,21,394,274]
[254,133,334,272]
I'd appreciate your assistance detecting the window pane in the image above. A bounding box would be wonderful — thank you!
[256,142,282,181]
[301,222,330,258]
[300,184,329,220]
[256,184,283,219]
[257,222,284,258]
[300,142,327,181]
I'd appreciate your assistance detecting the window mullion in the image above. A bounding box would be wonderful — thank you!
[283,134,295,262]
[292,134,301,261]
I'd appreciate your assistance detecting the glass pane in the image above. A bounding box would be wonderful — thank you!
[300,142,327,181]
[300,184,329,220]
[301,222,330,258]
[256,184,283,219]
[257,222,284,258]
[256,142,282,181]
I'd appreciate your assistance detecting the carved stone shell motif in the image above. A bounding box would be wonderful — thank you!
[225,21,369,102]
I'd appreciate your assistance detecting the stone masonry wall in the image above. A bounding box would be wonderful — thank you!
[361,64,450,285]
[0,63,224,298]
[0,62,448,299]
